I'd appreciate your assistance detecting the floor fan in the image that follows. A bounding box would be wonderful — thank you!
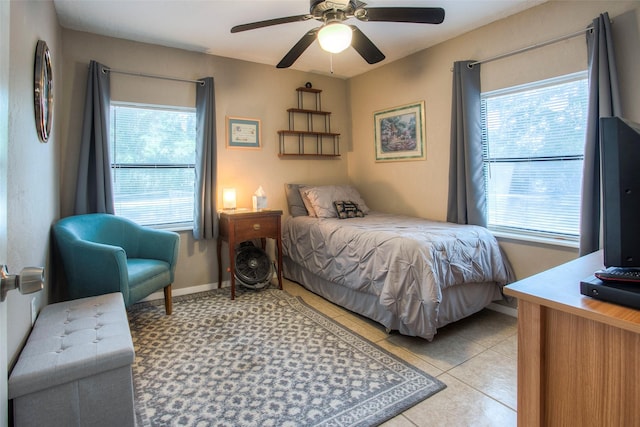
[234,242,274,290]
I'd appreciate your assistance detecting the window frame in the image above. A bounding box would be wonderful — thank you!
[480,71,589,247]
[109,101,197,230]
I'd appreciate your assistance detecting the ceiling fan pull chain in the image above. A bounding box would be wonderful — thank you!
[330,53,334,74]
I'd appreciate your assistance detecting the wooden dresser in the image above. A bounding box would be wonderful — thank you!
[504,250,640,427]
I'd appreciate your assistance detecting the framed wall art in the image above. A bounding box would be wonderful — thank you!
[226,116,261,149]
[373,101,426,162]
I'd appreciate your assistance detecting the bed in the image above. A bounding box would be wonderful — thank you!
[282,183,514,341]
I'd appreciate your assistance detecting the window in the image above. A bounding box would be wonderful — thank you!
[481,72,589,243]
[110,103,196,227]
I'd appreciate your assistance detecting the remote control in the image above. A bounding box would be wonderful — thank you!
[594,267,640,283]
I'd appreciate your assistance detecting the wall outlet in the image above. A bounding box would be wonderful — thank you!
[30,297,37,325]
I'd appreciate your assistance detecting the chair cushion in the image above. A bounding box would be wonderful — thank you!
[127,258,170,283]
[126,259,172,306]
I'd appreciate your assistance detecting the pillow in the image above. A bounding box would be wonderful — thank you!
[302,185,370,218]
[284,183,309,217]
[341,186,370,214]
[299,189,317,217]
[334,201,364,219]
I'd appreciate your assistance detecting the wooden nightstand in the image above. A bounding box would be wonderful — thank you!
[217,209,283,299]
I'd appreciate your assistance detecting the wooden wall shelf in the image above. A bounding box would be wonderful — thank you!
[278,130,340,137]
[278,87,340,158]
[278,153,341,159]
[287,108,331,115]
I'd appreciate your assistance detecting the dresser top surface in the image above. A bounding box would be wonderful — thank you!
[504,250,640,333]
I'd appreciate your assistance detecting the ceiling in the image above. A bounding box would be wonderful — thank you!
[53,0,548,79]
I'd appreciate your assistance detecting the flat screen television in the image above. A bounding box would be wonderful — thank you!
[601,116,640,268]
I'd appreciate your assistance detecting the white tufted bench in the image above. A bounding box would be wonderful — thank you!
[8,293,135,427]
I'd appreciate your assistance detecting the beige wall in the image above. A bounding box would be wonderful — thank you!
[59,31,351,297]
[6,0,61,366]
[347,0,640,280]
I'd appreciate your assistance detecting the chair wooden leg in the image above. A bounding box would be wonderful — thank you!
[163,285,173,315]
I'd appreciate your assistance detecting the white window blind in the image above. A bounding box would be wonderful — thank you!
[110,103,196,227]
[481,72,589,242]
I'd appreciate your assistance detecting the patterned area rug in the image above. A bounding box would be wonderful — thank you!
[128,287,445,427]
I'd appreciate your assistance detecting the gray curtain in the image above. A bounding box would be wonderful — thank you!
[579,12,621,256]
[447,60,485,227]
[193,77,218,240]
[74,60,114,214]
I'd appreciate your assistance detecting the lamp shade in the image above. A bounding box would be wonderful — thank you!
[318,23,352,54]
[222,188,237,210]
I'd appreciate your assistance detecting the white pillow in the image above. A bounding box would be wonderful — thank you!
[298,186,317,217]
[302,185,370,218]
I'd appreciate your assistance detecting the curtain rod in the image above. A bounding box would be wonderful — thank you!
[466,25,595,68]
[101,66,205,85]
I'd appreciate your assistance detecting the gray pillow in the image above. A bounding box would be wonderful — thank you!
[284,183,308,217]
[301,185,370,218]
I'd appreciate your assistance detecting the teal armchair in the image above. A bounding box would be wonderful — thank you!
[53,213,179,314]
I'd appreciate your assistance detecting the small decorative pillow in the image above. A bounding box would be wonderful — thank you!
[333,201,365,219]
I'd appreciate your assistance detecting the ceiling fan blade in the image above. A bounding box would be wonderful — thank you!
[350,26,385,65]
[359,7,445,24]
[277,29,319,68]
[231,14,312,33]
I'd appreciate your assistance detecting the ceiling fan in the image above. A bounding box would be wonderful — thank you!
[231,0,445,69]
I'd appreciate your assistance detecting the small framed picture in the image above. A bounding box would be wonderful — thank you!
[226,116,261,149]
[374,101,426,162]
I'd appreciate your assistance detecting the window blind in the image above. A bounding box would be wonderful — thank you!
[481,72,588,241]
[110,103,196,227]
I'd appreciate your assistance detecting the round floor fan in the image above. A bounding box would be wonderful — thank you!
[234,242,273,290]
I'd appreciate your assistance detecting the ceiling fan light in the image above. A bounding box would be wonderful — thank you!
[318,23,352,54]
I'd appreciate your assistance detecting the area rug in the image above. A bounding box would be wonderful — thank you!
[127,287,445,427]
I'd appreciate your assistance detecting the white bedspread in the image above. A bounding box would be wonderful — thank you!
[283,212,511,337]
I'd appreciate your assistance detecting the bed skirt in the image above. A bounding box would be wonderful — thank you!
[283,256,503,341]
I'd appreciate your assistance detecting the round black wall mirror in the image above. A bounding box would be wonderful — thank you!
[34,40,53,142]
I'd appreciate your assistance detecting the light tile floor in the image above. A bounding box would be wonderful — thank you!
[282,279,518,427]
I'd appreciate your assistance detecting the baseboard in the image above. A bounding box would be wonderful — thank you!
[144,269,279,303]
[141,281,229,303]
[145,281,519,319]
[486,302,518,318]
